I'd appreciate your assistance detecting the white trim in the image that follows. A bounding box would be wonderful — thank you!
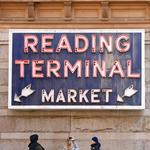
[141,30,145,109]
[8,105,145,110]
[8,31,13,109]
[8,29,145,110]
[9,29,144,33]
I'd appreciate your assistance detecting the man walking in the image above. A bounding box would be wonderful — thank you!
[28,134,45,150]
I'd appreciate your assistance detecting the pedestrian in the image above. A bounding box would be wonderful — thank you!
[28,134,45,150]
[63,137,80,150]
[90,136,101,150]
[70,137,80,150]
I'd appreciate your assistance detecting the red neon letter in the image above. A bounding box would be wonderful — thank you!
[85,60,90,78]
[32,60,44,78]
[109,60,125,78]
[41,34,54,53]
[64,60,82,78]
[24,34,38,53]
[116,34,130,53]
[15,60,30,78]
[93,60,106,77]
[91,34,96,53]
[75,34,89,53]
[56,34,72,53]
[100,35,112,53]
[47,60,61,78]
[127,60,140,78]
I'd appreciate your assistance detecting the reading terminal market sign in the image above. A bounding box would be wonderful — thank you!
[8,29,145,110]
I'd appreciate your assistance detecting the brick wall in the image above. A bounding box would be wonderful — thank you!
[0,0,150,150]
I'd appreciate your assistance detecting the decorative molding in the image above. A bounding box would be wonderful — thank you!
[0,3,1,19]
[148,2,150,20]
[0,1,149,23]
[27,2,35,21]
[64,1,72,21]
[101,1,110,21]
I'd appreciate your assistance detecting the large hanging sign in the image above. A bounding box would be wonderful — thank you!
[8,29,145,109]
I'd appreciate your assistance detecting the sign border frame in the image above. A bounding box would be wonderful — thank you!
[8,29,145,110]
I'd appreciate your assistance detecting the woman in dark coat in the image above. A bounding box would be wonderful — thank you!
[91,136,101,150]
[28,134,45,150]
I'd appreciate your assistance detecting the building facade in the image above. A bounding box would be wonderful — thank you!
[0,0,150,149]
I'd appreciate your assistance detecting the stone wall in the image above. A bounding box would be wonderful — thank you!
[0,0,150,149]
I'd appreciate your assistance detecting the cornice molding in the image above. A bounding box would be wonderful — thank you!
[0,0,149,24]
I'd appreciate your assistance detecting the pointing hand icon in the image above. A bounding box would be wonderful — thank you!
[14,84,35,102]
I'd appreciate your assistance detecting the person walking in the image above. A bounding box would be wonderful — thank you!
[28,134,45,150]
[63,137,80,150]
[71,137,80,150]
[90,136,101,150]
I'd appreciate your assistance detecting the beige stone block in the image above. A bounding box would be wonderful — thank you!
[37,9,64,19]
[0,69,8,86]
[0,93,7,107]
[145,30,150,42]
[71,110,147,117]
[111,8,145,18]
[14,117,70,132]
[0,45,8,60]
[0,61,8,69]
[0,140,28,150]
[71,117,118,132]
[72,3,100,19]
[0,132,69,140]
[0,109,148,117]
[0,3,26,19]
[145,61,150,70]
[0,109,71,117]
[119,117,144,132]
[145,45,150,63]
[1,132,150,141]
[145,84,150,93]
[144,109,150,116]
[0,31,8,42]
[0,86,7,93]
[0,117,16,132]
[0,116,70,132]
[145,67,150,81]
[144,117,150,130]
[71,117,144,132]
[74,9,99,18]
[145,92,150,109]
[36,2,64,19]
[101,140,143,150]
[145,140,150,150]
[0,108,147,117]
